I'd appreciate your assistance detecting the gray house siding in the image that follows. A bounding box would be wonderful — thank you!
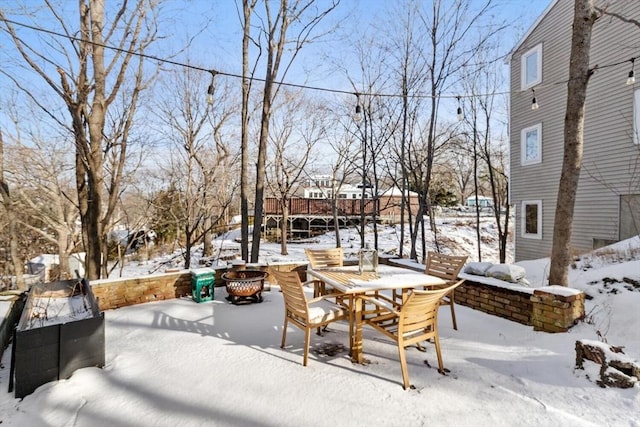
[510,0,640,261]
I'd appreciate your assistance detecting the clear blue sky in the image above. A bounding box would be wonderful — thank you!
[152,0,553,94]
[0,0,553,144]
[1,0,552,98]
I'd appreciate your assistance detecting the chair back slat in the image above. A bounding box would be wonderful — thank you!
[305,248,344,268]
[426,252,467,283]
[363,280,464,388]
[399,288,445,337]
[271,270,309,318]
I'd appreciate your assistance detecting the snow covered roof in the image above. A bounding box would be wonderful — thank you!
[378,186,418,197]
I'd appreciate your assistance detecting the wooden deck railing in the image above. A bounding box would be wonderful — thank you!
[264,197,378,216]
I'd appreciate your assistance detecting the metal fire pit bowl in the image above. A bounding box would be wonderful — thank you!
[221,270,269,305]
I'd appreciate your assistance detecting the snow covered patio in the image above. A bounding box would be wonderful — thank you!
[1,284,637,426]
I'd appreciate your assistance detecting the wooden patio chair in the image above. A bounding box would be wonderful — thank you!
[304,247,344,298]
[271,269,349,367]
[425,252,468,331]
[361,281,462,389]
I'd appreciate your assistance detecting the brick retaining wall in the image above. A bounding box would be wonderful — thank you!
[531,286,585,332]
[455,280,584,332]
[386,258,584,333]
[91,271,193,311]
[89,260,585,333]
[90,262,311,311]
[455,281,534,326]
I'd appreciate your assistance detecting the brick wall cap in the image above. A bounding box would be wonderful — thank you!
[535,285,583,297]
[91,270,189,286]
[458,273,535,294]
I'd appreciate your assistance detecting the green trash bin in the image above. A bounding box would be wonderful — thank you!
[191,268,215,302]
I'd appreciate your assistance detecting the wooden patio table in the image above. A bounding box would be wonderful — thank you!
[307,265,446,364]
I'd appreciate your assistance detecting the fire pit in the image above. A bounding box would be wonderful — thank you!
[221,270,268,305]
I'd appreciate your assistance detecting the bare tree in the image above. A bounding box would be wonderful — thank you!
[355,94,399,250]
[0,130,25,289]
[460,39,510,263]
[154,67,237,269]
[265,93,321,254]
[344,31,397,250]
[0,93,82,280]
[9,141,80,278]
[381,0,429,258]
[1,1,158,279]
[445,142,474,203]
[549,0,599,286]
[352,0,500,262]
[408,0,499,262]
[240,0,258,262]
[326,121,360,248]
[246,0,340,263]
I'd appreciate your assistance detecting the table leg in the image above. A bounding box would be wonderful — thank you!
[352,295,363,364]
[348,294,354,357]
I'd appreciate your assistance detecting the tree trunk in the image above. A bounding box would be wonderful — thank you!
[331,196,341,248]
[0,131,25,289]
[549,0,598,286]
[472,128,482,262]
[84,0,107,280]
[56,227,71,279]
[203,216,213,257]
[184,224,192,269]
[280,201,289,255]
[251,87,272,263]
[240,0,254,262]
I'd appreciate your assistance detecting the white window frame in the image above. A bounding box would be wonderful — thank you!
[521,200,542,240]
[521,44,542,89]
[634,89,640,145]
[521,123,542,165]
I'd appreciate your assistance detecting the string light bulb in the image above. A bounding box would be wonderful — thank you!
[354,94,362,122]
[207,84,214,104]
[456,96,463,121]
[206,71,216,105]
[531,88,539,111]
[627,58,635,85]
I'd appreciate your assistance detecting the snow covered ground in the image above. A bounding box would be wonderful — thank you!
[0,217,638,426]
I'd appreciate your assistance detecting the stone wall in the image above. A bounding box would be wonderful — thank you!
[88,260,585,333]
[531,286,585,332]
[90,263,311,311]
[455,280,585,332]
[91,271,193,311]
[455,281,534,326]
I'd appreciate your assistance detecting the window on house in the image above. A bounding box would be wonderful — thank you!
[521,44,542,89]
[634,89,640,145]
[521,200,542,239]
[521,123,542,165]
[620,194,640,240]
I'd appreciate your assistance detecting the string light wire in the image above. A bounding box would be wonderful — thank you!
[1,17,637,101]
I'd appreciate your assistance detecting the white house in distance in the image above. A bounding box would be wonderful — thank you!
[303,175,372,199]
[264,175,418,238]
[508,0,640,261]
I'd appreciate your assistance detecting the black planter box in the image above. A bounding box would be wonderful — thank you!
[12,279,105,398]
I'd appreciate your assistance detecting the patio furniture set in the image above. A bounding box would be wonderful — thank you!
[271,247,468,390]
